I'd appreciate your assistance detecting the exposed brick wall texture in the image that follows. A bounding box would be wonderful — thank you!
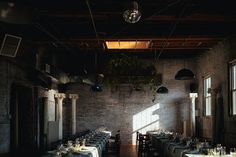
[0,58,30,153]
[63,59,195,144]
[196,39,236,145]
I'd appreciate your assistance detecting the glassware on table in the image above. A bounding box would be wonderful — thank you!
[56,151,61,157]
[196,143,201,151]
[208,148,215,155]
[67,140,73,147]
[221,146,226,155]
[230,148,236,157]
[216,144,222,151]
[57,144,63,151]
[212,147,220,157]
[73,143,81,152]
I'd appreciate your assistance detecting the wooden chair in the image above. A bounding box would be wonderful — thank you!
[138,134,159,157]
[105,130,121,155]
[138,133,150,153]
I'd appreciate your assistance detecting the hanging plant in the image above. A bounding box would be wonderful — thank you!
[103,55,160,91]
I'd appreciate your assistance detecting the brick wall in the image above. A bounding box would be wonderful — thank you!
[0,58,31,153]
[0,57,60,154]
[64,59,195,144]
[196,38,236,145]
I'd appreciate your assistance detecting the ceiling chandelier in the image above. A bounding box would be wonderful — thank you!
[123,1,141,24]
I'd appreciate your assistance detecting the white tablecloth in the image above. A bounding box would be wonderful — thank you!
[185,154,232,157]
[78,146,99,157]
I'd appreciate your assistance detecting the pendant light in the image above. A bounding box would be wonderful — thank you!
[175,68,195,80]
[175,60,195,80]
[91,84,102,92]
[123,1,141,23]
[0,2,32,24]
[156,86,168,94]
[156,59,168,94]
[86,0,103,92]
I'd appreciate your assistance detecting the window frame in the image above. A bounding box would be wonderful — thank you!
[203,75,212,116]
[229,59,236,116]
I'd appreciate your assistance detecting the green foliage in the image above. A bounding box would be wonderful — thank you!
[103,55,161,91]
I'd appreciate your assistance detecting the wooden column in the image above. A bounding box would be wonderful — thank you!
[189,93,198,137]
[69,94,79,135]
[55,93,66,140]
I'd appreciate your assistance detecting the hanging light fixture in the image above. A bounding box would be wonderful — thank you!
[156,86,168,94]
[123,1,141,23]
[0,2,32,24]
[175,68,195,80]
[91,84,102,92]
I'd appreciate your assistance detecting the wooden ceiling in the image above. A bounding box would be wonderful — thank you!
[1,0,236,59]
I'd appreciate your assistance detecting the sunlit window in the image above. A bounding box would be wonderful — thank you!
[204,76,211,116]
[230,62,236,115]
[105,41,150,49]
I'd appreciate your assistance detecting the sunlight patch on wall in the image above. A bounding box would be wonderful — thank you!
[132,103,160,145]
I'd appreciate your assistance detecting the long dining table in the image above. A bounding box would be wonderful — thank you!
[42,131,111,157]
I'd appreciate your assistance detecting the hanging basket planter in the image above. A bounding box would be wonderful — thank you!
[103,55,160,91]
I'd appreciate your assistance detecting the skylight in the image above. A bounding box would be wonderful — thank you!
[105,41,150,49]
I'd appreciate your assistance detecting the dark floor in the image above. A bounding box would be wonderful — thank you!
[0,145,159,157]
[105,145,159,157]
[105,145,137,157]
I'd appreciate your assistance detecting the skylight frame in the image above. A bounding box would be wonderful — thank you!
[105,40,150,50]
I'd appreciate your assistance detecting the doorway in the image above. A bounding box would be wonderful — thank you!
[10,84,36,155]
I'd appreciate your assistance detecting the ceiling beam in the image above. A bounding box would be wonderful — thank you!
[41,12,236,22]
[66,37,224,41]
[32,36,223,44]
[75,47,212,50]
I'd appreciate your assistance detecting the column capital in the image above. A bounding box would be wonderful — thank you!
[55,93,66,99]
[69,94,79,100]
[189,93,198,98]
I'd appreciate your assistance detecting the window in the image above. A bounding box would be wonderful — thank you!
[204,76,211,116]
[230,62,236,115]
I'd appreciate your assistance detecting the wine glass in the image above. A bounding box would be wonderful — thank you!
[196,143,201,152]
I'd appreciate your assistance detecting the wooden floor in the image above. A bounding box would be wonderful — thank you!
[105,145,138,157]
[105,144,159,157]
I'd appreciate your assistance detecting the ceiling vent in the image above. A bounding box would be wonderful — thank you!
[0,34,22,57]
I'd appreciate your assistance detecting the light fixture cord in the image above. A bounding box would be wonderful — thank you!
[86,0,101,75]
[109,0,181,38]
[86,0,100,48]
[155,1,188,62]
